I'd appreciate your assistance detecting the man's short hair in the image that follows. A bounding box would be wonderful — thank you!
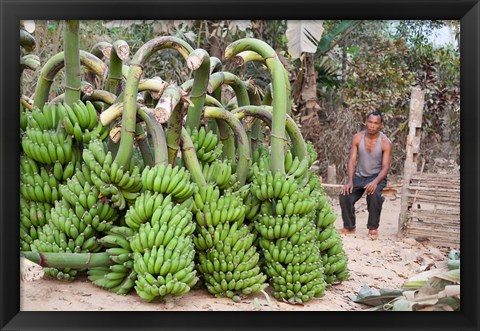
[367,111,383,122]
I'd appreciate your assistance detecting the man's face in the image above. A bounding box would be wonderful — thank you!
[365,115,383,135]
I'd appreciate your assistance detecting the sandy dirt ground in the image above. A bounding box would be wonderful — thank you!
[20,188,452,311]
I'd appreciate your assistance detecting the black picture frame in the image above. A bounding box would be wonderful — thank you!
[1,0,479,330]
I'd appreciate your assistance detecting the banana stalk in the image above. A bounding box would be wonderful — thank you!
[204,106,250,186]
[83,89,116,105]
[209,56,223,74]
[90,41,112,60]
[33,51,107,109]
[208,71,251,162]
[232,105,307,161]
[22,252,112,269]
[244,81,264,151]
[166,103,184,165]
[185,48,211,130]
[20,28,36,52]
[105,40,129,95]
[137,107,168,165]
[180,128,207,187]
[225,38,289,175]
[115,36,193,168]
[135,122,155,167]
[207,72,250,107]
[64,20,81,107]
[154,85,183,124]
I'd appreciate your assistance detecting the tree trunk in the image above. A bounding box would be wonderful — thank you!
[300,53,321,118]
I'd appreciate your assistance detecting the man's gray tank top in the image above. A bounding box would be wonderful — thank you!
[355,131,384,177]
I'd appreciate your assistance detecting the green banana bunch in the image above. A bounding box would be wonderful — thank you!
[192,179,266,300]
[63,100,108,143]
[25,103,65,131]
[20,164,61,204]
[20,103,28,132]
[129,217,195,254]
[21,127,74,166]
[48,200,104,251]
[88,266,137,295]
[186,126,223,163]
[125,168,198,302]
[59,172,119,229]
[29,223,84,280]
[89,226,137,294]
[201,159,235,190]
[132,232,198,301]
[193,191,245,227]
[20,196,52,250]
[306,141,317,168]
[259,236,326,304]
[125,192,173,230]
[316,205,337,230]
[284,156,310,180]
[141,164,195,202]
[318,228,349,285]
[82,139,142,209]
[197,228,267,300]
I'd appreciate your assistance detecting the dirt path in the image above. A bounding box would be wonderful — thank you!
[20,192,451,311]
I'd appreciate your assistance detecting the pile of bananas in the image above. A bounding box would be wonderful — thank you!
[88,226,137,295]
[19,106,80,253]
[249,152,328,304]
[193,184,268,300]
[19,32,352,306]
[186,126,223,163]
[128,193,198,301]
[63,100,109,143]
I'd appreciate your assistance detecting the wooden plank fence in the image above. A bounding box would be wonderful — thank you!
[403,173,460,248]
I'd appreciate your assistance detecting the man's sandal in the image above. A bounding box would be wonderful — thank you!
[368,229,379,240]
[339,228,356,234]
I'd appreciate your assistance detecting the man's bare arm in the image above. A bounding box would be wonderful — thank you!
[341,134,360,195]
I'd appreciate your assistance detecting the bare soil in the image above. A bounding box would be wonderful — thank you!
[20,189,452,311]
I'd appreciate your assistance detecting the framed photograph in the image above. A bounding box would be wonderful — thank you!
[1,0,478,330]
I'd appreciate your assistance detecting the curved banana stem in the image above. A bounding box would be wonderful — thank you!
[225,38,289,175]
[232,105,307,162]
[82,89,116,105]
[185,48,211,130]
[20,29,36,52]
[48,82,93,105]
[33,50,107,109]
[90,41,112,60]
[207,71,250,160]
[64,20,81,107]
[116,36,193,168]
[204,106,250,186]
[135,123,155,167]
[81,89,155,167]
[105,40,130,95]
[244,80,264,151]
[180,128,207,187]
[154,85,184,124]
[157,86,186,165]
[262,83,273,106]
[209,56,223,74]
[207,71,250,107]
[21,252,112,268]
[137,107,169,166]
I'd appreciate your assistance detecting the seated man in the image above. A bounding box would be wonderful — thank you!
[339,111,392,240]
